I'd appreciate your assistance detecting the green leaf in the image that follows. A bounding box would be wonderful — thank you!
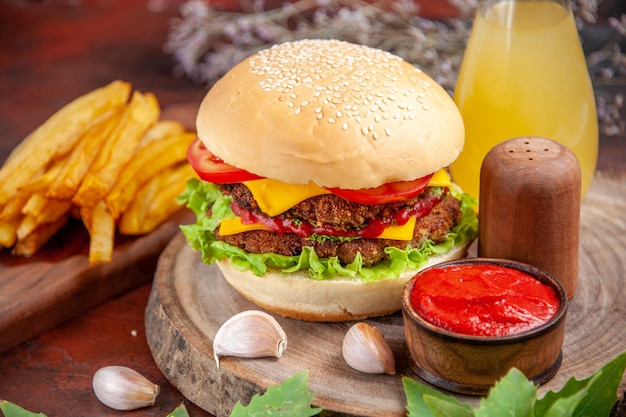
[0,401,46,417]
[536,352,626,417]
[403,377,472,417]
[166,402,190,417]
[229,370,322,417]
[475,368,536,417]
[423,395,475,417]
[542,383,591,417]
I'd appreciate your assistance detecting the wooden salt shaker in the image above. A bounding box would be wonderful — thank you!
[478,137,581,298]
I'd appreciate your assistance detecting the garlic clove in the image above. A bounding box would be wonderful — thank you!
[342,322,396,375]
[92,365,160,410]
[213,310,287,367]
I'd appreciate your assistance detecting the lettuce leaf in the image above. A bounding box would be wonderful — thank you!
[177,178,478,281]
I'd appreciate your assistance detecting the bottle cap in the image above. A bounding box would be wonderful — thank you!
[478,137,581,298]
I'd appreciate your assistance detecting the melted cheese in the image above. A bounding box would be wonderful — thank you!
[376,216,416,240]
[219,217,271,235]
[243,178,331,217]
[427,169,452,188]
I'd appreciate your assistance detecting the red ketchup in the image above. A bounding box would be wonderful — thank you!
[410,264,560,337]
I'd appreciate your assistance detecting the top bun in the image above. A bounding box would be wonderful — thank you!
[196,39,464,189]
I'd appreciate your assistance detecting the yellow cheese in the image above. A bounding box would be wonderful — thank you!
[243,178,331,217]
[219,217,270,235]
[219,215,416,241]
[427,168,452,188]
[376,216,416,240]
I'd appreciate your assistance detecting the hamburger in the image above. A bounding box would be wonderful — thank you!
[179,39,478,322]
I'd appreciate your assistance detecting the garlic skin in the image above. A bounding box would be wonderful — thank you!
[213,310,287,367]
[342,322,396,375]
[92,366,160,410]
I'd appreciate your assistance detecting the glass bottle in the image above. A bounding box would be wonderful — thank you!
[450,0,598,199]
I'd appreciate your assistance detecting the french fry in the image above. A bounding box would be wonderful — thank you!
[17,160,64,195]
[21,193,50,219]
[142,163,196,232]
[0,80,131,206]
[87,200,116,264]
[119,163,194,235]
[106,130,194,218]
[0,218,20,248]
[79,205,93,235]
[73,90,160,207]
[15,215,39,242]
[12,214,70,257]
[0,191,32,223]
[17,195,72,240]
[135,120,185,150]
[46,110,122,200]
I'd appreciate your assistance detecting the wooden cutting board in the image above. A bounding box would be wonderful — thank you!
[0,209,194,354]
[146,172,626,417]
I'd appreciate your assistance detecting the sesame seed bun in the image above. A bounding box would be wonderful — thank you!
[216,243,471,322]
[195,39,464,189]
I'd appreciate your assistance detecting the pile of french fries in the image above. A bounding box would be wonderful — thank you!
[0,80,196,264]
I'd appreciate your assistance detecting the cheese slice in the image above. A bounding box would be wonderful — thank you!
[427,168,452,188]
[219,215,417,241]
[244,178,331,217]
[376,216,416,240]
[219,217,271,235]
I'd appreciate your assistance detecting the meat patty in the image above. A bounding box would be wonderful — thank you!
[220,183,425,230]
[216,193,462,266]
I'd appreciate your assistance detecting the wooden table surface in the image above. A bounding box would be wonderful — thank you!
[0,1,625,417]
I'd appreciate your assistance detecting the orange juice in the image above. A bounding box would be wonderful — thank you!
[451,0,598,198]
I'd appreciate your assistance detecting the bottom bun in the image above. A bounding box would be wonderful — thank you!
[216,244,471,322]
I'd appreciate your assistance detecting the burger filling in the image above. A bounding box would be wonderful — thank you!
[178,175,478,281]
[216,183,461,267]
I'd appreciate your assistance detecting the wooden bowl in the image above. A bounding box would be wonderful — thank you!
[402,258,568,396]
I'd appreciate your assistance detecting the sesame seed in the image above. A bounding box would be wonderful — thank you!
[245,39,427,140]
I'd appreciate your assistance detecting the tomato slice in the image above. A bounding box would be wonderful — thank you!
[325,174,434,205]
[187,138,263,183]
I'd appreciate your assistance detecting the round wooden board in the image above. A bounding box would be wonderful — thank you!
[146,172,626,417]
